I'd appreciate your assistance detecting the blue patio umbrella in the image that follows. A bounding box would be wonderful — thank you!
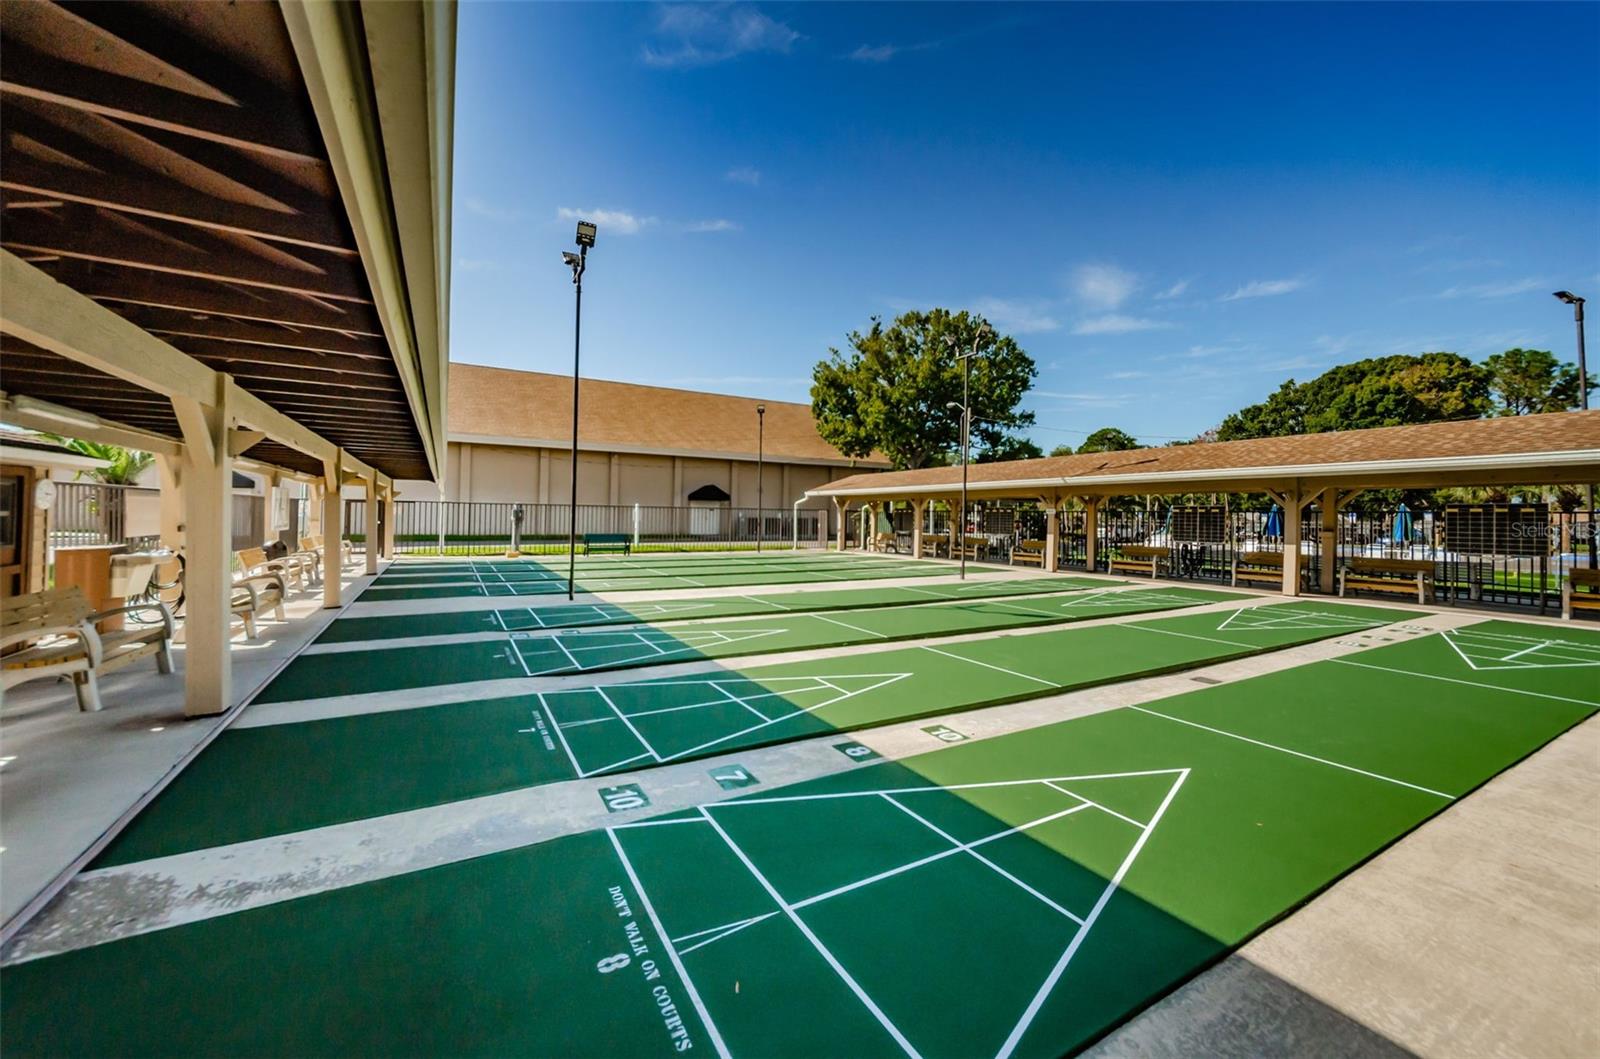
[1263,504,1283,539]
[1392,502,1414,544]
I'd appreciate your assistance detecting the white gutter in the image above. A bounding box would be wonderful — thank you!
[805,447,1600,498]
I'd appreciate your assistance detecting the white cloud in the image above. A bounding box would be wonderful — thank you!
[1436,277,1544,300]
[463,196,526,222]
[1221,277,1306,301]
[1070,264,1137,310]
[1072,314,1172,335]
[972,296,1060,334]
[848,43,900,62]
[1154,279,1189,300]
[642,5,801,68]
[557,207,655,235]
[682,218,741,233]
[724,166,761,186]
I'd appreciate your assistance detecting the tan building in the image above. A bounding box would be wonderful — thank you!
[397,362,888,511]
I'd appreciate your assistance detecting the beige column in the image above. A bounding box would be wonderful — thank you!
[671,457,683,507]
[1318,488,1339,594]
[1282,487,1303,596]
[1043,500,1060,573]
[1083,498,1099,572]
[321,456,344,609]
[382,483,398,559]
[364,474,379,575]
[171,382,233,718]
[459,444,473,500]
[156,453,184,554]
[780,465,791,508]
[538,449,551,504]
[833,497,846,551]
[608,452,621,505]
[911,499,927,558]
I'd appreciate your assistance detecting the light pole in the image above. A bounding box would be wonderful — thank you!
[1555,291,1593,565]
[563,220,596,599]
[943,323,990,580]
[755,404,766,553]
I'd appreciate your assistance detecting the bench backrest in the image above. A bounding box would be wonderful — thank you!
[1570,568,1600,589]
[1238,551,1284,567]
[1117,545,1169,560]
[237,547,269,570]
[585,533,628,543]
[1349,557,1433,575]
[1015,539,1047,551]
[1,586,93,637]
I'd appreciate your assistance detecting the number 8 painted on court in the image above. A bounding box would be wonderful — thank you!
[596,953,631,974]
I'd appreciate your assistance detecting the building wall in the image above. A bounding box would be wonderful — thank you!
[389,442,867,509]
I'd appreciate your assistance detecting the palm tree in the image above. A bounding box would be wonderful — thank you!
[41,436,154,485]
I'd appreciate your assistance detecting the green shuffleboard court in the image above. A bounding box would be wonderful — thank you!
[319,576,1115,644]
[92,600,1409,867]
[10,620,1595,1057]
[359,556,977,600]
[275,587,1241,701]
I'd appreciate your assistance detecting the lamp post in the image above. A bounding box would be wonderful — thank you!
[1555,291,1593,566]
[755,404,766,553]
[562,220,596,600]
[943,323,990,580]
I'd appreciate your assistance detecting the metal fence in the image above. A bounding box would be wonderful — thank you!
[346,500,835,555]
[50,481,266,553]
[856,498,1597,615]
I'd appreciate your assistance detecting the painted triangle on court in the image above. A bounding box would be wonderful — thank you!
[1441,628,1600,671]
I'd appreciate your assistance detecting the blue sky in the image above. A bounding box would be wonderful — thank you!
[450,1,1600,447]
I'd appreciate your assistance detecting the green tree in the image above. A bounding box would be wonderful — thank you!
[1075,426,1140,453]
[1484,348,1589,415]
[41,435,153,485]
[1048,443,1075,457]
[1217,352,1491,440]
[977,435,1043,462]
[810,309,1037,470]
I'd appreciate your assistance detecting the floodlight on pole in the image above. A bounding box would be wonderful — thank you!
[943,322,991,580]
[1555,291,1593,566]
[563,221,594,600]
[755,404,766,553]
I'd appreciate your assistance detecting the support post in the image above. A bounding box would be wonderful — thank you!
[911,499,927,559]
[833,497,846,551]
[1318,488,1339,594]
[171,382,233,718]
[1043,499,1060,573]
[382,484,398,559]
[322,455,344,609]
[156,453,184,555]
[1282,487,1303,596]
[1083,498,1099,573]
[363,474,379,575]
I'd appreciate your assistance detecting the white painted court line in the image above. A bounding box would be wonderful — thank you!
[1123,623,1260,651]
[1129,706,1454,799]
[995,769,1189,1059]
[879,794,1089,925]
[919,645,1058,688]
[534,692,585,778]
[807,613,891,639]
[594,686,664,766]
[674,913,781,956]
[607,829,733,1059]
[695,806,923,1059]
[1331,658,1600,706]
[708,680,770,723]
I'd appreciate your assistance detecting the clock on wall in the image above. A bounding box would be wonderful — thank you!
[33,479,56,509]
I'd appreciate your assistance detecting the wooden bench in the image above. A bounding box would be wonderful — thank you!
[868,532,899,554]
[1232,550,1284,588]
[1108,545,1169,578]
[953,535,986,562]
[583,533,631,555]
[238,546,311,592]
[1338,557,1435,604]
[922,533,949,559]
[1,586,174,711]
[231,558,287,640]
[1011,539,1048,567]
[1563,567,1600,620]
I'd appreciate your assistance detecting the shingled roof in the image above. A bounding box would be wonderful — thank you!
[447,362,888,467]
[807,410,1600,497]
